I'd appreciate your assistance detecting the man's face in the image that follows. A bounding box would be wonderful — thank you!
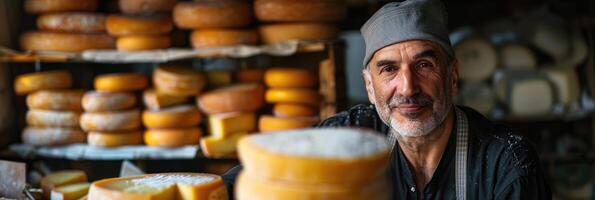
[363,40,458,137]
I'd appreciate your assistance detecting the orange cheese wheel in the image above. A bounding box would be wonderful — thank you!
[94,73,148,92]
[15,70,72,95]
[116,35,171,51]
[273,103,317,117]
[143,89,189,110]
[25,0,97,14]
[106,15,173,36]
[191,29,258,49]
[87,131,143,147]
[142,105,202,129]
[22,127,86,146]
[119,0,177,14]
[235,68,264,83]
[197,83,265,115]
[20,31,115,52]
[27,90,84,111]
[82,91,136,112]
[264,68,317,88]
[259,23,338,44]
[173,1,252,29]
[265,88,320,106]
[153,65,206,96]
[26,109,81,127]
[258,115,319,132]
[254,0,346,22]
[144,128,202,147]
[37,13,106,33]
[80,110,141,132]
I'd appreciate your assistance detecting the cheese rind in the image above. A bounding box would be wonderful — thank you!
[208,113,255,138]
[259,23,338,44]
[22,127,86,146]
[37,13,106,33]
[80,110,141,132]
[200,132,247,158]
[144,128,202,147]
[26,110,81,127]
[143,89,188,110]
[41,170,87,199]
[264,68,317,88]
[50,182,90,200]
[87,131,143,148]
[94,73,148,92]
[153,66,206,96]
[142,105,202,129]
[14,70,72,95]
[25,0,97,14]
[106,15,173,36]
[254,0,346,22]
[116,35,171,51]
[191,29,258,49]
[173,1,252,29]
[273,103,317,117]
[197,84,265,115]
[82,91,136,112]
[20,31,115,52]
[27,90,84,111]
[265,88,320,106]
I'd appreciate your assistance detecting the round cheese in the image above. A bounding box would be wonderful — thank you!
[27,90,84,111]
[542,67,580,105]
[264,68,317,88]
[457,82,495,115]
[15,70,72,95]
[254,0,346,22]
[37,12,106,33]
[153,66,206,96]
[499,43,537,69]
[197,83,265,115]
[116,35,171,51]
[94,73,148,92]
[106,15,173,36]
[235,68,264,83]
[173,1,252,29]
[22,127,86,146]
[258,115,319,132]
[265,88,320,106]
[493,70,555,117]
[143,128,202,147]
[273,103,317,117]
[259,23,338,44]
[142,105,201,129]
[87,131,143,147]
[82,91,136,112]
[41,170,87,200]
[454,37,498,81]
[80,109,141,132]
[20,31,115,52]
[25,0,97,14]
[119,0,176,14]
[26,109,81,127]
[191,29,258,49]
[143,89,189,110]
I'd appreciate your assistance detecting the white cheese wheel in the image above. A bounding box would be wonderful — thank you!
[37,13,106,33]
[80,110,141,132]
[454,37,498,81]
[22,127,86,146]
[26,109,81,127]
[499,43,537,69]
[27,90,84,111]
[82,91,136,112]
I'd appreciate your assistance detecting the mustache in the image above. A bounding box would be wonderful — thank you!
[388,93,434,108]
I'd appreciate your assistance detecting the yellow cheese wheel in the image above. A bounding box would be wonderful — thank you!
[41,170,87,200]
[197,83,265,115]
[208,112,255,138]
[235,68,264,83]
[258,115,319,132]
[264,68,317,88]
[20,31,115,52]
[14,70,72,95]
[273,103,317,117]
[191,29,258,49]
[37,13,106,33]
[22,127,86,146]
[82,91,136,112]
[80,110,141,132]
[25,0,97,14]
[206,71,233,88]
[116,35,171,51]
[144,128,202,147]
[94,73,148,92]
[153,65,207,96]
[142,89,189,110]
[200,132,247,158]
[26,109,81,127]
[265,88,320,106]
[254,0,346,22]
[87,131,143,147]
[27,90,84,111]
[50,182,90,200]
[88,173,227,200]
[259,23,338,44]
[173,1,252,29]
[142,105,201,129]
[106,15,173,36]
[119,0,177,14]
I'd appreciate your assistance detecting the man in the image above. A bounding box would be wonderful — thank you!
[223,0,551,199]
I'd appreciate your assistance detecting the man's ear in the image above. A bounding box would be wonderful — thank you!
[362,69,377,105]
[450,59,460,96]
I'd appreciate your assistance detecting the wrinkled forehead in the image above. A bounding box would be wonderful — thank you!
[370,40,447,66]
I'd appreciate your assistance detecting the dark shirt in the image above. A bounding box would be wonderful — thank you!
[222,104,552,199]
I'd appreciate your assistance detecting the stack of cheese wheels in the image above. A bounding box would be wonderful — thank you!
[173,0,257,49]
[41,170,89,200]
[254,0,345,44]
[261,68,320,132]
[88,173,228,200]
[236,128,392,199]
[15,70,86,146]
[197,83,265,158]
[81,73,147,148]
[21,0,115,52]
[142,105,203,147]
[106,14,173,51]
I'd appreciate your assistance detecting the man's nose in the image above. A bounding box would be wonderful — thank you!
[397,66,419,97]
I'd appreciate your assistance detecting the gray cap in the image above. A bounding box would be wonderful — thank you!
[361,0,453,67]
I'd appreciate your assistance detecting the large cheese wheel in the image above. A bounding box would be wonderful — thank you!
[119,0,177,14]
[235,68,264,83]
[499,43,537,69]
[153,66,206,96]
[273,103,317,117]
[254,0,346,22]
[27,90,84,111]
[82,91,136,112]
[259,23,338,44]
[173,1,252,29]
[50,182,90,200]
[142,105,201,129]
[191,29,258,49]
[87,131,143,147]
[106,15,173,36]
[208,112,255,138]
[265,88,320,106]
[41,170,87,200]
[197,83,265,115]
[20,31,115,52]
[143,89,188,110]
[542,67,580,105]
[493,70,554,117]
[14,70,72,95]
[22,127,86,146]
[238,128,390,184]
[26,110,81,127]
[25,0,97,14]
[37,13,106,33]
[94,73,148,92]
[80,110,141,132]
[200,132,247,158]
[454,37,498,81]
[116,35,171,51]
[143,128,202,147]
[264,68,317,88]
[258,115,319,132]
[88,173,227,200]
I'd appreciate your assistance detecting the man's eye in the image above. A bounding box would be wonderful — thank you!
[417,62,434,69]
[380,66,396,73]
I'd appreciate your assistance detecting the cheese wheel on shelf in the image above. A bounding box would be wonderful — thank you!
[142,105,201,129]
[25,0,97,14]
[119,0,176,14]
[27,90,84,111]
[143,128,202,147]
[191,29,258,49]
[197,83,265,115]
[493,69,555,117]
[235,68,264,83]
[206,71,233,88]
[153,65,206,96]
[273,103,317,117]
[259,23,338,44]
[454,37,498,81]
[200,132,247,158]
[94,73,147,92]
[88,173,227,200]
[50,182,90,200]
[208,112,255,138]
[542,67,580,105]
[264,68,317,88]
[143,89,188,110]
[254,0,346,22]
[116,35,171,51]
[87,131,143,148]
[22,127,86,146]
[265,88,320,106]
[173,1,252,29]
[37,13,106,33]
[82,91,136,112]
[41,170,87,200]
[258,115,319,132]
[499,43,537,69]
[106,15,173,36]
[26,110,81,127]
[14,70,72,95]
[20,31,115,52]
[80,110,141,132]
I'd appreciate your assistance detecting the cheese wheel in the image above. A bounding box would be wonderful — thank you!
[22,127,86,146]
[14,70,72,95]
[454,37,498,81]
[87,131,143,147]
[499,43,537,69]
[82,91,136,112]
[119,0,177,14]
[88,173,227,200]
[37,13,106,33]
[264,68,317,88]
[238,128,390,184]
[94,73,148,92]
[200,132,247,158]
[143,128,202,147]
[106,15,173,36]
[116,35,171,51]
[50,182,90,200]
[153,66,207,96]
[173,1,252,29]
[26,110,81,127]
[258,115,319,132]
[457,83,495,115]
[206,71,233,88]
[27,90,84,111]
[143,89,188,110]
[25,0,97,14]
[80,110,141,132]
[265,88,320,106]
[191,29,258,49]
[273,103,317,117]
[208,112,255,138]
[197,83,265,115]
[20,31,115,52]
[142,105,201,129]
[235,68,264,83]
[542,68,580,105]
[493,70,554,117]
[41,170,87,200]
[254,0,346,22]
[259,23,338,44]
